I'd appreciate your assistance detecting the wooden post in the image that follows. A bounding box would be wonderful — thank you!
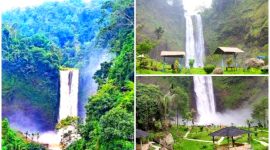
[234,53,237,70]
[231,136,234,147]
[163,57,165,72]
[140,139,143,150]
[212,136,215,144]
[222,54,224,69]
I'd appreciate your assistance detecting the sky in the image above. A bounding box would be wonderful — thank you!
[182,0,212,13]
[0,0,92,12]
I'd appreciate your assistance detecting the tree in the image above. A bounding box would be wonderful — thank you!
[136,39,156,55]
[252,97,268,127]
[154,26,164,39]
[170,87,190,127]
[136,83,163,130]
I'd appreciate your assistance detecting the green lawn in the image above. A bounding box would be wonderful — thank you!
[137,67,265,74]
[167,125,268,150]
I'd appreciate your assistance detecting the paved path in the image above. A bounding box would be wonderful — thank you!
[184,138,213,143]
[149,142,161,150]
[254,139,268,147]
[183,130,212,143]
[184,131,190,138]
[217,137,225,145]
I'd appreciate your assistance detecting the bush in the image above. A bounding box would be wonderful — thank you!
[226,58,233,67]
[173,60,180,73]
[261,66,268,74]
[203,65,215,74]
[189,59,195,68]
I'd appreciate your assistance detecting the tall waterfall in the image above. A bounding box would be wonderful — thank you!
[184,13,217,124]
[194,14,205,67]
[185,13,205,67]
[193,76,216,124]
[59,70,79,120]
[185,13,195,67]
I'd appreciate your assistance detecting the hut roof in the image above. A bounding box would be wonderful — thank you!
[136,129,148,138]
[214,47,244,54]
[160,51,185,57]
[209,127,251,137]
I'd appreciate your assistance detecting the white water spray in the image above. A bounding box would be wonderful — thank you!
[193,76,216,124]
[185,13,205,67]
[184,11,251,125]
[59,70,79,120]
[185,13,195,67]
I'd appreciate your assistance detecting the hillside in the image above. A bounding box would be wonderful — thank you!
[202,0,268,64]
[137,76,268,111]
[136,0,185,60]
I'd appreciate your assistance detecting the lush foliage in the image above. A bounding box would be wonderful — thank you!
[2,119,45,150]
[69,0,134,149]
[203,64,216,74]
[56,116,79,130]
[203,0,268,64]
[2,0,106,130]
[252,97,268,127]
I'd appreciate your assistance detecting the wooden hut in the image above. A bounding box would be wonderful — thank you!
[209,126,251,147]
[160,51,185,72]
[214,47,244,69]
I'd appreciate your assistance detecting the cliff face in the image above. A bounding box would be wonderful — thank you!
[202,0,268,64]
[213,77,268,111]
[136,0,186,60]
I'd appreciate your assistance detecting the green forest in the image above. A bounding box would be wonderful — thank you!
[136,76,268,150]
[2,0,134,149]
[136,0,268,74]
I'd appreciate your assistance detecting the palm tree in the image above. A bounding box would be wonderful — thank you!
[154,26,164,39]
[161,91,175,121]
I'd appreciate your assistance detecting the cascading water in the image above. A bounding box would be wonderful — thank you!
[184,11,216,124]
[193,76,216,124]
[184,11,251,126]
[185,13,195,67]
[185,13,205,67]
[194,14,205,67]
[59,70,79,121]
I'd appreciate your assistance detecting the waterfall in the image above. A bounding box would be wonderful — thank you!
[185,13,195,67]
[185,13,205,67]
[194,14,205,67]
[184,13,217,124]
[193,76,216,124]
[59,70,79,121]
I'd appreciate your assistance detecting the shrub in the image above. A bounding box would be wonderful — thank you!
[261,66,268,74]
[203,65,215,74]
[189,59,195,68]
[173,60,180,73]
[226,58,233,67]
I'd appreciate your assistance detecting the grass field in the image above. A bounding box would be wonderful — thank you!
[137,67,265,75]
[167,125,268,150]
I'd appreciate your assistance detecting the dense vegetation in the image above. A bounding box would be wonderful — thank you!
[136,77,192,131]
[203,0,268,64]
[2,119,46,150]
[136,77,268,149]
[2,0,106,130]
[2,0,134,149]
[136,0,185,61]
[136,0,268,74]
[67,0,134,149]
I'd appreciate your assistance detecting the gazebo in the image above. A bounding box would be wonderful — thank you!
[214,47,244,69]
[136,129,149,150]
[209,126,251,147]
[160,51,185,72]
